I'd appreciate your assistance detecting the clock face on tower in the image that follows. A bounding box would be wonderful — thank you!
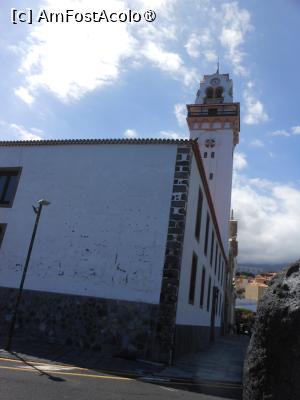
[210,78,220,86]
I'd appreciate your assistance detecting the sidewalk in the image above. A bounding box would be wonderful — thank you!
[161,335,249,382]
[158,335,249,399]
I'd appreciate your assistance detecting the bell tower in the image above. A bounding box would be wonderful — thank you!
[187,71,240,251]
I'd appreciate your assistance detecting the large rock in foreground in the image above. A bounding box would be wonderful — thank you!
[243,261,300,399]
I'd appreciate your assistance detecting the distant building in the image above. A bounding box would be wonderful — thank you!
[236,276,250,290]
[0,70,239,362]
[245,283,268,302]
[236,272,277,306]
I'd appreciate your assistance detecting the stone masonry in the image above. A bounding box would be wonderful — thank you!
[243,260,300,400]
[154,145,192,364]
[0,287,159,358]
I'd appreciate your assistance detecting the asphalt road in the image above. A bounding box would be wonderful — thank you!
[0,356,233,400]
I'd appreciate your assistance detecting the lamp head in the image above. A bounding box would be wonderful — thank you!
[38,199,51,206]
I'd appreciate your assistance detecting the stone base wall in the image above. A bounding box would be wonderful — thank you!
[154,145,192,364]
[0,287,159,358]
[174,324,221,360]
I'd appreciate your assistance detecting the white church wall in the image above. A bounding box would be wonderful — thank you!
[0,143,177,305]
[176,154,225,328]
[190,129,234,249]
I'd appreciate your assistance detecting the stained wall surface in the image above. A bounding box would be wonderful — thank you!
[0,143,177,304]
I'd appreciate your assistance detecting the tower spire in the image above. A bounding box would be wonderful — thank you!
[216,57,220,74]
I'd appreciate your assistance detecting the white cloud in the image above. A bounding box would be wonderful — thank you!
[218,2,253,76]
[243,87,269,125]
[12,0,257,104]
[185,32,216,63]
[269,129,290,137]
[185,33,201,58]
[160,130,188,140]
[14,0,200,102]
[142,42,182,73]
[18,0,136,102]
[184,2,252,75]
[203,50,218,63]
[291,126,300,135]
[124,129,138,138]
[14,86,34,105]
[233,152,248,171]
[0,122,43,141]
[233,175,300,264]
[9,123,43,140]
[174,103,186,126]
[249,139,264,147]
[141,41,198,86]
[268,125,300,137]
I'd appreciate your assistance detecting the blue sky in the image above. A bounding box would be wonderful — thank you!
[1,0,300,265]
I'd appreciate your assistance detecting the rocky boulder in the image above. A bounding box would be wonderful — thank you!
[243,260,300,399]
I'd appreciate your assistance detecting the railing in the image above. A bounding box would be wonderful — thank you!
[188,110,238,117]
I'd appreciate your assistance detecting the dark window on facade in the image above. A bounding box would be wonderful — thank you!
[216,87,223,98]
[200,267,206,308]
[206,87,213,99]
[215,290,219,316]
[209,173,213,180]
[214,245,218,274]
[208,108,218,116]
[195,187,203,241]
[0,223,7,248]
[221,265,224,285]
[211,152,215,158]
[0,168,22,208]
[188,253,198,304]
[210,231,215,266]
[207,277,212,311]
[204,152,208,158]
[218,253,221,280]
[204,212,210,256]
[221,263,224,285]
[219,295,222,316]
[218,259,222,281]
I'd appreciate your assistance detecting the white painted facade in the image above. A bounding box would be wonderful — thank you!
[176,154,225,327]
[188,72,239,250]
[189,128,234,248]
[0,143,177,304]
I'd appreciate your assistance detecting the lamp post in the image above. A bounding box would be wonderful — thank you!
[5,199,50,351]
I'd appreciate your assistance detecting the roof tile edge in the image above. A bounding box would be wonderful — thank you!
[0,138,192,146]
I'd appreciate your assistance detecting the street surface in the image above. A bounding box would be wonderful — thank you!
[0,355,234,400]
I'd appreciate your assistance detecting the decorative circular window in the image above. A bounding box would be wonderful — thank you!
[210,78,220,86]
[205,139,216,148]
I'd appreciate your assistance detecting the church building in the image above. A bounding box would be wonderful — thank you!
[0,71,239,363]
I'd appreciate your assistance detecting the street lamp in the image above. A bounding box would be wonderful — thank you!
[5,199,51,351]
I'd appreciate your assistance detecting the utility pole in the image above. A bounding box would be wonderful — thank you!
[5,199,50,351]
